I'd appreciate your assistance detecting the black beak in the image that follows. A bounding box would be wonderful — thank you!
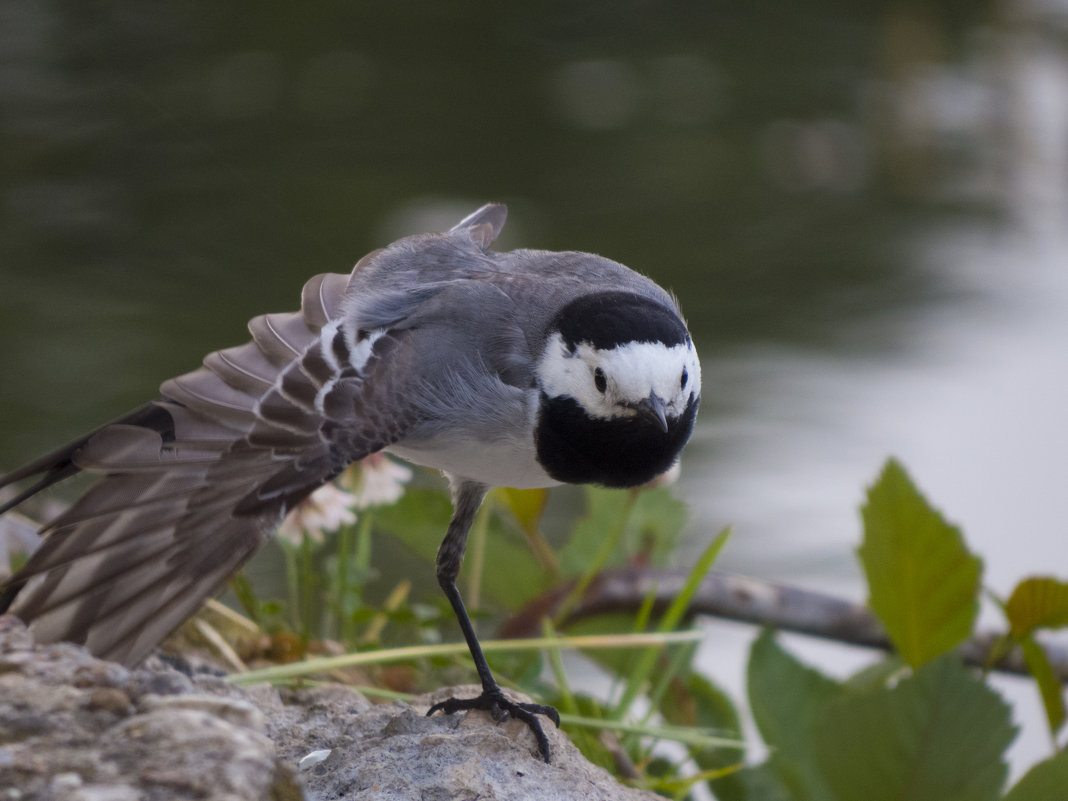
[635,394,669,432]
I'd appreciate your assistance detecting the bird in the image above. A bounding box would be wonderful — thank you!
[0,203,701,761]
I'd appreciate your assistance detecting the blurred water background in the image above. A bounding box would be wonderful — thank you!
[1,0,1066,781]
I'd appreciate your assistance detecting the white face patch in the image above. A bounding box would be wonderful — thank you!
[536,332,701,422]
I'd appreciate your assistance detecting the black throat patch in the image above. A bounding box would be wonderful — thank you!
[535,392,699,488]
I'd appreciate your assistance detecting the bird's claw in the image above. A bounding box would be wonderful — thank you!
[427,687,560,762]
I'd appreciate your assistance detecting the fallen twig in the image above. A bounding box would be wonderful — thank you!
[501,567,1068,683]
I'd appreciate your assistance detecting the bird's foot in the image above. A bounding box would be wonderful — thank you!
[427,685,561,762]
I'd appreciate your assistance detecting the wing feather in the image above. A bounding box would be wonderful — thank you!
[0,264,418,665]
[248,312,316,365]
[301,272,351,327]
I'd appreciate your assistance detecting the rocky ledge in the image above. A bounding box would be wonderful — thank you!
[0,616,659,801]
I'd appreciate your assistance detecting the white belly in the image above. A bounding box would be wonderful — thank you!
[386,437,561,490]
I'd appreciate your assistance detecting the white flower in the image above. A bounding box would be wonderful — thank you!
[277,483,358,546]
[275,454,413,546]
[339,453,414,509]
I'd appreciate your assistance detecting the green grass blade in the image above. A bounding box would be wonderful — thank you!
[228,629,704,685]
[614,527,730,719]
[542,617,579,715]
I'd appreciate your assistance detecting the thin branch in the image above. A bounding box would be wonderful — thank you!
[501,567,1068,683]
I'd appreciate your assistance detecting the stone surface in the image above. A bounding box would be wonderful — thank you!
[0,616,300,801]
[0,616,661,800]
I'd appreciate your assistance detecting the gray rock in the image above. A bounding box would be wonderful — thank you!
[0,616,661,800]
[272,684,662,801]
[0,617,300,801]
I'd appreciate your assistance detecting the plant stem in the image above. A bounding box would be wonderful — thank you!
[299,534,315,653]
[613,528,730,720]
[336,520,353,644]
[283,543,300,634]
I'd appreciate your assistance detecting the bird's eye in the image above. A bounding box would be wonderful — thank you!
[681,368,688,389]
[594,367,607,393]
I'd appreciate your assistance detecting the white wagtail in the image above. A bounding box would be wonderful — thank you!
[0,203,701,761]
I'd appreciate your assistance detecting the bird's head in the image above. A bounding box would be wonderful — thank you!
[534,291,701,488]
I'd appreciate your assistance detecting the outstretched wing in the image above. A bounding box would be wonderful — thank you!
[0,269,417,666]
[0,202,511,666]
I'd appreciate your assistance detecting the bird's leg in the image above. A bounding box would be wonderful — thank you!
[425,480,560,762]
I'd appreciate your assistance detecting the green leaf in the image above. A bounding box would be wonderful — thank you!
[494,487,549,536]
[558,487,628,575]
[813,656,1015,801]
[372,488,454,563]
[1019,635,1067,736]
[558,486,686,575]
[492,487,558,575]
[841,654,907,694]
[660,672,748,800]
[373,489,550,609]
[625,486,688,563]
[748,630,841,801]
[1002,747,1068,801]
[660,671,741,742]
[614,528,729,720]
[717,763,792,801]
[1005,576,1068,636]
[858,458,982,667]
[556,694,621,774]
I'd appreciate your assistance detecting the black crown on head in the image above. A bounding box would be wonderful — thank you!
[551,292,689,351]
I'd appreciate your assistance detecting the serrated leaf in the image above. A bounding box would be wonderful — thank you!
[1019,634,1067,736]
[1002,747,1068,801]
[1005,576,1068,636]
[813,656,1015,801]
[748,630,840,801]
[858,458,982,667]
